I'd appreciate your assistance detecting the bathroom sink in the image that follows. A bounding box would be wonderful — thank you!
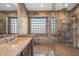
[10,44,17,47]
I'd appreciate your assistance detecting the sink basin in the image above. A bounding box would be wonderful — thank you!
[11,44,17,47]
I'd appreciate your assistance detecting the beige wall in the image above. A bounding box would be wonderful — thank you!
[17,3,28,34]
[6,11,17,17]
[0,12,6,34]
[73,4,79,19]
[0,11,17,34]
[55,11,69,31]
[71,4,79,47]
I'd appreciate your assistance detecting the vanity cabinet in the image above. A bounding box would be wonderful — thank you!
[19,39,33,56]
[21,45,29,56]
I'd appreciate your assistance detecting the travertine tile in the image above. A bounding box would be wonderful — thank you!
[33,43,79,56]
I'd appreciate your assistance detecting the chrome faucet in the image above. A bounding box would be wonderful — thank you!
[5,38,8,43]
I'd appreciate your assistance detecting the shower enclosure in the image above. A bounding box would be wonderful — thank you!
[54,13,79,56]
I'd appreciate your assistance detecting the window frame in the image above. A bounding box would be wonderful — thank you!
[29,17,48,34]
[50,17,57,34]
[8,17,18,34]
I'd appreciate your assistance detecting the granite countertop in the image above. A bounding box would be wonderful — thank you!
[0,37,32,56]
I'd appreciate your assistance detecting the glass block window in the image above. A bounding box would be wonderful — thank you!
[8,17,18,34]
[51,17,56,33]
[30,17,46,34]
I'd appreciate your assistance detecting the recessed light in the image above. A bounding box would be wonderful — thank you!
[40,4,44,7]
[14,3,17,6]
[64,3,68,7]
[6,4,10,7]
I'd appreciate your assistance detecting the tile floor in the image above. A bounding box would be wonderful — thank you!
[33,43,79,56]
[33,44,54,56]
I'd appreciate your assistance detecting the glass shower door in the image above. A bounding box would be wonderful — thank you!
[54,16,79,56]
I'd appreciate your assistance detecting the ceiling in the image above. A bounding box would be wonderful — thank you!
[0,3,77,11]
[25,3,52,11]
[25,3,77,11]
[0,3,16,11]
[55,3,77,10]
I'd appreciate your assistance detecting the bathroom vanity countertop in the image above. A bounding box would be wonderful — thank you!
[0,37,32,56]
